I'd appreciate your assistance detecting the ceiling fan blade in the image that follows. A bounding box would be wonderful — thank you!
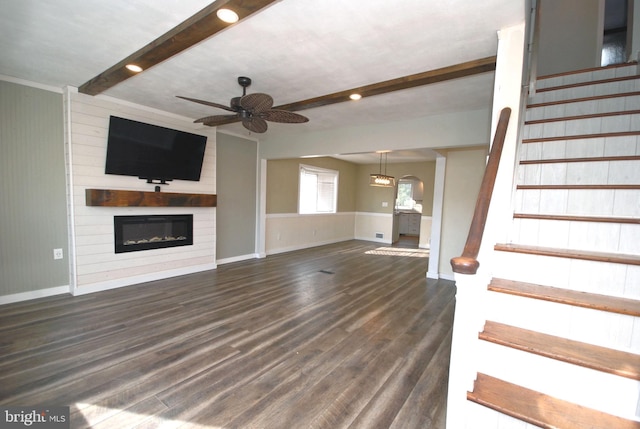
[195,114,240,126]
[239,93,273,113]
[259,109,309,124]
[242,117,268,133]
[176,96,236,112]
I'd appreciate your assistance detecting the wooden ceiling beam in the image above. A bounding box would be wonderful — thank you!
[189,57,497,126]
[78,0,279,96]
[274,56,497,112]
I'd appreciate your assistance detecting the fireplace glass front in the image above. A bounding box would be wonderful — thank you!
[114,214,193,253]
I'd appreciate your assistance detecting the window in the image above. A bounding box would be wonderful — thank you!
[395,181,414,210]
[299,164,338,214]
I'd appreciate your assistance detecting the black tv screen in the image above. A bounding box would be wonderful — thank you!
[105,116,207,183]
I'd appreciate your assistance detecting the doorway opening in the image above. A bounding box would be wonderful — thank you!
[602,0,628,66]
[392,176,424,249]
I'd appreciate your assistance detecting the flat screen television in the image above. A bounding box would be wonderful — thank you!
[105,116,207,184]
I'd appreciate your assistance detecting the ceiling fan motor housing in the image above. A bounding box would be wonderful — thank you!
[237,76,252,88]
[232,77,252,109]
[230,96,242,111]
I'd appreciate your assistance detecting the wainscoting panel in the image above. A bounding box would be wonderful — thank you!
[265,212,355,254]
[354,212,393,244]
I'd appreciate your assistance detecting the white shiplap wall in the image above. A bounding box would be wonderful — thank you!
[65,89,217,295]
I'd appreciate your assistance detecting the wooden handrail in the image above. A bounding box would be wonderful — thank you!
[451,107,511,274]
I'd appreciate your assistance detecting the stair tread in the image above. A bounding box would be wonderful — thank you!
[480,321,640,379]
[523,130,640,143]
[528,91,640,109]
[525,110,640,125]
[520,155,640,165]
[513,213,640,224]
[536,74,640,93]
[517,184,640,190]
[494,243,640,266]
[489,278,640,317]
[468,373,640,429]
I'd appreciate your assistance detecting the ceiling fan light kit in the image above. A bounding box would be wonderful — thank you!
[177,76,309,133]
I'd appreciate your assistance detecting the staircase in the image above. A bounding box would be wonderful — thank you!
[465,63,640,427]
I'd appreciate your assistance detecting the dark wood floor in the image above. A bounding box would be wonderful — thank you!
[0,240,455,428]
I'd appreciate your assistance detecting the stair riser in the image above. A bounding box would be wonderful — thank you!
[524,113,640,140]
[526,95,640,121]
[476,341,640,420]
[509,218,640,254]
[521,135,640,161]
[518,160,640,186]
[515,188,640,217]
[491,252,640,299]
[464,401,539,428]
[486,291,640,352]
[530,79,640,105]
[536,65,639,91]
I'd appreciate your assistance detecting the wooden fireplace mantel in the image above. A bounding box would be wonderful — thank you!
[85,188,217,207]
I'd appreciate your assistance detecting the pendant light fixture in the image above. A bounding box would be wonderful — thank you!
[369,152,395,187]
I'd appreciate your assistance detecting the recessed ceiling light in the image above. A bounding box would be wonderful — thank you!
[349,93,362,100]
[217,8,239,23]
[125,64,143,73]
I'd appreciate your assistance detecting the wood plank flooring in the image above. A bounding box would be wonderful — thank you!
[0,240,455,428]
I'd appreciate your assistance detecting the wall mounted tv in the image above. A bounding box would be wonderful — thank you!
[105,116,207,184]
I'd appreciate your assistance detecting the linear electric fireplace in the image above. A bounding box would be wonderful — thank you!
[114,214,193,253]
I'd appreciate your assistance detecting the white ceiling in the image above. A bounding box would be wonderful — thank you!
[0,0,525,163]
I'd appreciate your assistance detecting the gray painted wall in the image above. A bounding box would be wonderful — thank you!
[216,133,258,260]
[537,0,603,76]
[439,148,488,278]
[0,81,69,296]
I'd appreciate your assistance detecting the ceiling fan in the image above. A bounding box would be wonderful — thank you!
[177,76,309,133]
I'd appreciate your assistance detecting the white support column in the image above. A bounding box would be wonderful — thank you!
[427,155,446,279]
[257,158,267,258]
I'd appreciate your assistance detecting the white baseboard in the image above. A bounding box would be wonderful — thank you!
[438,272,456,281]
[354,235,392,245]
[266,237,352,255]
[217,253,260,265]
[73,263,217,296]
[427,271,440,279]
[426,271,455,281]
[0,285,70,305]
